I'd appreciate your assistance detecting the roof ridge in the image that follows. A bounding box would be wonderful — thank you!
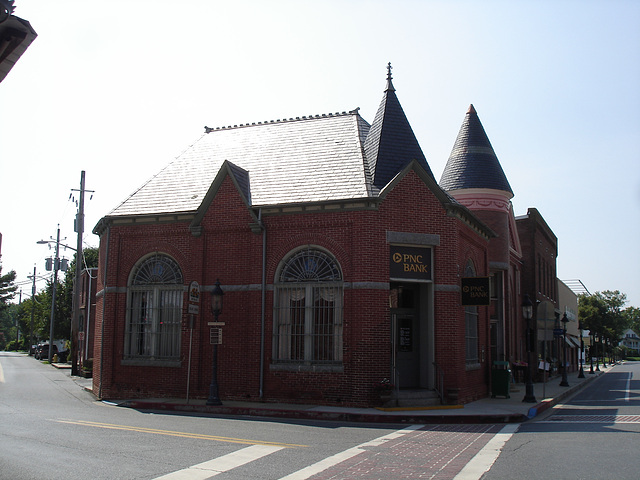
[204,109,361,133]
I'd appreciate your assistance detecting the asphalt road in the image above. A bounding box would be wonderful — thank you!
[7,352,630,479]
[483,361,640,480]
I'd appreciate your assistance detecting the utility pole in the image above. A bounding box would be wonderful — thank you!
[29,266,36,349]
[70,171,89,376]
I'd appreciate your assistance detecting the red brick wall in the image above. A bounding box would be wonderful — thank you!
[93,170,490,405]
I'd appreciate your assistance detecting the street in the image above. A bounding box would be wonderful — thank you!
[2,353,639,479]
[483,362,640,480]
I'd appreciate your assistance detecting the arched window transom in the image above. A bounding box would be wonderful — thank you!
[273,248,343,366]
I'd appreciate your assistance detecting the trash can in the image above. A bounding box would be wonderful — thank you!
[491,361,511,398]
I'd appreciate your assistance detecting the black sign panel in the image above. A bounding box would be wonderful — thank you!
[461,277,491,306]
[389,246,432,281]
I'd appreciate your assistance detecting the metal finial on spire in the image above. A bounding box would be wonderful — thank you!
[385,62,395,92]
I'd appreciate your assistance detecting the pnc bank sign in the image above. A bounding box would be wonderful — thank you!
[389,246,432,281]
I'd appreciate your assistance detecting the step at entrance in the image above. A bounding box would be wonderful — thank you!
[386,389,442,408]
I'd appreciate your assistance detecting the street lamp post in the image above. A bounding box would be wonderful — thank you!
[595,333,600,371]
[206,280,224,406]
[589,332,595,374]
[38,227,61,363]
[522,294,537,403]
[578,323,585,378]
[560,313,569,387]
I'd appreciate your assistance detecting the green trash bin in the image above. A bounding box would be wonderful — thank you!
[491,361,511,398]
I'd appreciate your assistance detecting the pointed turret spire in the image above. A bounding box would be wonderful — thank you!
[439,104,513,196]
[364,64,434,189]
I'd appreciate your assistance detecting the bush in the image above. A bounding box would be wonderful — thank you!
[5,340,24,351]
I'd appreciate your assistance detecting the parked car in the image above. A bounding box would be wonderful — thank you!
[35,344,58,360]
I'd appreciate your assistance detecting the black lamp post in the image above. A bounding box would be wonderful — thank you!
[578,323,585,378]
[589,332,595,374]
[560,313,569,387]
[522,294,537,403]
[601,335,607,368]
[594,333,600,371]
[206,280,224,406]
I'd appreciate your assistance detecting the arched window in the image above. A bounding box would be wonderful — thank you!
[273,247,343,365]
[124,254,184,361]
[464,260,479,366]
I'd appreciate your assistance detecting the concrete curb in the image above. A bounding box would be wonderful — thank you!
[526,371,600,419]
[120,400,529,424]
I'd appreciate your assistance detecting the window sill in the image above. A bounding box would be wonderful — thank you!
[121,358,181,368]
[270,363,344,373]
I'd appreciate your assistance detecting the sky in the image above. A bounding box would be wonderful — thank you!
[1,0,639,308]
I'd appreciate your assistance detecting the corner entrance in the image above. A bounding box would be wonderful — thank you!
[390,283,430,389]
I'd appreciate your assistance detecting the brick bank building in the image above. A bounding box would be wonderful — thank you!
[92,68,536,407]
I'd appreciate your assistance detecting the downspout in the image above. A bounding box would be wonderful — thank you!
[98,225,110,400]
[259,209,266,400]
[85,269,92,360]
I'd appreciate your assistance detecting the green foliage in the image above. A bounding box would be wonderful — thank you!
[0,267,17,312]
[623,306,640,335]
[0,247,99,349]
[579,290,629,344]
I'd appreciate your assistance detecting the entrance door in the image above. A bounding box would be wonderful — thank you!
[390,283,420,388]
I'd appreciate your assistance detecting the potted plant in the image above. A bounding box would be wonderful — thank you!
[375,378,395,405]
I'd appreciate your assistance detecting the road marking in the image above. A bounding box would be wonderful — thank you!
[625,371,632,402]
[542,414,640,423]
[453,423,519,480]
[0,362,4,383]
[54,419,307,448]
[277,424,424,480]
[152,444,284,479]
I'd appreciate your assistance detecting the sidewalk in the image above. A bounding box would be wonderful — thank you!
[62,362,615,424]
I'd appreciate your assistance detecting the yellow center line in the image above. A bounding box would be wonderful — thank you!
[54,419,307,448]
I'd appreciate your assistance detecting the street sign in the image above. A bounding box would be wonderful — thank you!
[189,281,201,303]
[553,328,564,336]
[188,304,199,315]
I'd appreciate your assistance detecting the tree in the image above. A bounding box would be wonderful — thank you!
[579,290,630,359]
[51,247,100,342]
[623,306,640,335]
[0,267,17,312]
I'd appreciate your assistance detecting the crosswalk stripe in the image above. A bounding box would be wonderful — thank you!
[453,423,519,480]
[152,444,284,479]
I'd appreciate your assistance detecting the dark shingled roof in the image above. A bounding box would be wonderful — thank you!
[439,105,513,195]
[364,65,434,189]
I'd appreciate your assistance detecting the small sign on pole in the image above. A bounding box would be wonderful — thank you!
[188,304,199,315]
[210,327,222,345]
[189,281,201,303]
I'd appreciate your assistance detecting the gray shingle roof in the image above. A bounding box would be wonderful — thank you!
[439,105,513,195]
[108,112,373,217]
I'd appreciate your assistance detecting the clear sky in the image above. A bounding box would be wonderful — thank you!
[1,0,639,308]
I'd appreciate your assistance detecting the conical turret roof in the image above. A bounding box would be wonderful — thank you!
[364,63,434,189]
[440,105,513,196]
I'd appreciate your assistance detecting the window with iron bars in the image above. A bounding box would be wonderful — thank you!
[124,254,184,361]
[464,260,479,365]
[273,248,343,365]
